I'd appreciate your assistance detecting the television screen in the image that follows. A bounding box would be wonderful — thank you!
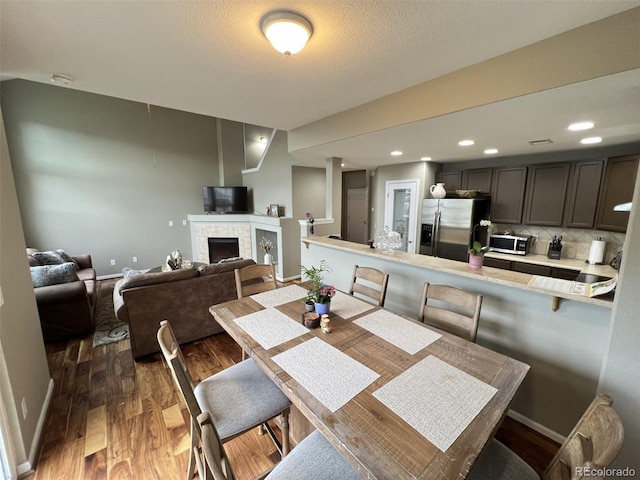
[203,186,249,214]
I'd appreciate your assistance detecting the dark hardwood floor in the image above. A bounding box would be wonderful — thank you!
[25,300,559,479]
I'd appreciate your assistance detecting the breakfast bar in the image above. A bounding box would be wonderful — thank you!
[299,236,615,441]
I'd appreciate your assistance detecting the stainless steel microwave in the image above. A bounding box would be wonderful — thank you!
[489,234,532,255]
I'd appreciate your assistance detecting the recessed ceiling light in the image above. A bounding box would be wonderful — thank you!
[568,121,594,131]
[390,150,403,156]
[458,140,474,147]
[580,136,602,145]
[484,148,498,155]
[341,163,345,167]
[420,156,432,161]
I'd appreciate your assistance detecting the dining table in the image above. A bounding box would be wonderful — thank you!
[209,283,530,480]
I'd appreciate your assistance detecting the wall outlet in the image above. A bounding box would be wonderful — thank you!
[168,220,174,227]
[110,259,116,266]
[21,397,28,419]
[132,256,138,263]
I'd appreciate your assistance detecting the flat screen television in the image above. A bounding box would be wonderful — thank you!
[203,186,249,214]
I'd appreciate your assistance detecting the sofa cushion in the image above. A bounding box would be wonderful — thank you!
[198,258,255,276]
[32,249,79,268]
[118,267,199,293]
[30,262,79,287]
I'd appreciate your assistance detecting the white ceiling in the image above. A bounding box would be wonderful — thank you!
[1,1,639,169]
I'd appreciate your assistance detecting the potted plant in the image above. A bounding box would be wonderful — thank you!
[468,220,492,269]
[300,260,336,314]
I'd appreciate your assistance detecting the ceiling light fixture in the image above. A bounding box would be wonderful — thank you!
[390,150,403,156]
[421,156,432,161]
[50,73,73,85]
[258,136,268,144]
[458,139,474,146]
[568,121,594,131]
[580,136,602,145]
[261,11,312,56]
[484,148,498,155]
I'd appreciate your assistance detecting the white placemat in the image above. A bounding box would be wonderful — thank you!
[233,308,309,350]
[251,284,309,308]
[329,291,376,319]
[273,337,380,413]
[374,355,497,452]
[354,310,442,354]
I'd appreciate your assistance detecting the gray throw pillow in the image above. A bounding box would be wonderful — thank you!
[55,249,79,268]
[32,249,78,268]
[30,262,79,287]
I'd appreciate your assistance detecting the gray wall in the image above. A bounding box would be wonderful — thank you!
[1,108,52,474]
[1,79,221,275]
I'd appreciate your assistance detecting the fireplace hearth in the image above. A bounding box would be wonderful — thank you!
[208,237,240,263]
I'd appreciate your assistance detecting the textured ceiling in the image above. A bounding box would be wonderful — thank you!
[1,1,639,168]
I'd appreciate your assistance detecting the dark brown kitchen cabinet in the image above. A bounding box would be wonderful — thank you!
[564,160,605,228]
[463,168,492,193]
[490,166,528,224]
[524,163,571,226]
[438,171,462,193]
[483,257,512,270]
[512,262,552,276]
[595,155,639,232]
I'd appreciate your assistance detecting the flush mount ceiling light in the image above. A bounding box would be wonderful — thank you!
[261,11,312,56]
[458,139,474,147]
[568,121,594,131]
[580,136,602,145]
[50,73,73,85]
[484,148,498,155]
[390,150,403,156]
[421,156,432,161]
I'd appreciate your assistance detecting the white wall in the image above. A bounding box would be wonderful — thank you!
[0,108,52,476]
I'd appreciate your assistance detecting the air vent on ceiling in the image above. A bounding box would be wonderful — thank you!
[528,138,554,146]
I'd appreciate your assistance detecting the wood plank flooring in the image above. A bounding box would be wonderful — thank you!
[25,304,559,479]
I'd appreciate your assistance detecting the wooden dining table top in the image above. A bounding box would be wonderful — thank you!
[209,284,530,480]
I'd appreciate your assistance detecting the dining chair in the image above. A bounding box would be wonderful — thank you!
[157,320,291,480]
[468,393,624,480]
[418,282,482,342]
[348,264,390,306]
[235,263,277,298]
[197,411,362,480]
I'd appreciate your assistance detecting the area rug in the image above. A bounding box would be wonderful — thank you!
[92,279,129,347]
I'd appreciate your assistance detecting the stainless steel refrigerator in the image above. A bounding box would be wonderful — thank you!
[419,197,491,261]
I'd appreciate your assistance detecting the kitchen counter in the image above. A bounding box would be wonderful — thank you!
[485,251,616,277]
[302,236,616,308]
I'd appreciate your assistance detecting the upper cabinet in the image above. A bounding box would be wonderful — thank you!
[490,166,528,224]
[463,168,492,193]
[564,160,604,229]
[595,155,639,232]
[523,163,571,226]
[438,171,462,193]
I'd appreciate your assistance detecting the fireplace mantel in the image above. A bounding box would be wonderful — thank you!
[188,214,287,280]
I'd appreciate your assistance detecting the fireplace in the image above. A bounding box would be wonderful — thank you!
[208,237,240,263]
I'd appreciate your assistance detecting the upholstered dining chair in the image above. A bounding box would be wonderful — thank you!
[467,393,624,480]
[157,320,291,480]
[418,282,482,342]
[348,265,390,306]
[235,263,277,298]
[197,411,362,480]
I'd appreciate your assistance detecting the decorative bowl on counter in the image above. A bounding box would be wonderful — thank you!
[455,189,478,198]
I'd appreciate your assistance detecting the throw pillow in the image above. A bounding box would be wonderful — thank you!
[218,256,243,264]
[32,249,78,267]
[30,262,79,288]
[55,249,79,268]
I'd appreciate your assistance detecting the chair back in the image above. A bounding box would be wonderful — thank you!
[235,263,277,298]
[157,320,202,420]
[542,394,624,480]
[348,265,389,306]
[418,283,482,342]
[197,412,236,480]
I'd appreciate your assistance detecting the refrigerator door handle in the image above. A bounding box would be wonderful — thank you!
[433,211,441,256]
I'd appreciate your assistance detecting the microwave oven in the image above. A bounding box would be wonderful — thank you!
[489,234,532,255]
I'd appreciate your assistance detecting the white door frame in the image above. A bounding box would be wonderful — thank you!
[384,179,420,253]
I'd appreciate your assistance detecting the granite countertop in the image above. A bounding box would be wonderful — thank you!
[302,237,617,309]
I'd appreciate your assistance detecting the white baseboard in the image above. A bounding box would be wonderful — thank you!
[17,378,54,478]
[97,273,123,280]
[507,409,566,445]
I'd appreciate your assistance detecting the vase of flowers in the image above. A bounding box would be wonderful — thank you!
[306,212,315,235]
[300,260,336,312]
[260,237,273,265]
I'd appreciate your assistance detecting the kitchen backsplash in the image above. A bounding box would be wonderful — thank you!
[492,224,624,264]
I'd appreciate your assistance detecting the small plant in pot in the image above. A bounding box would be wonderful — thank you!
[300,260,336,313]
[468,241,490,269]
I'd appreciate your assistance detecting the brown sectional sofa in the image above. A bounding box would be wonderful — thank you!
[27,248,97,342]
[113,258,255,360]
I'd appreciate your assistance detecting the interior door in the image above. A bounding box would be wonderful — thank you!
[346,188,368,244]
[384,179,419,253]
